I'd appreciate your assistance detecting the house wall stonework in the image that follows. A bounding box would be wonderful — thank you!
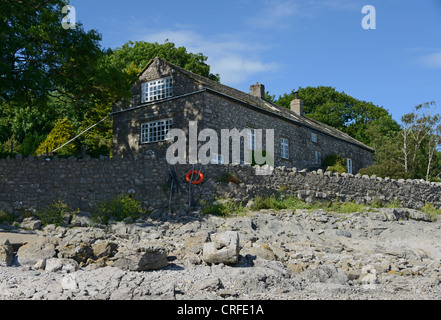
[113,89,373,173]
[112,58,374,173]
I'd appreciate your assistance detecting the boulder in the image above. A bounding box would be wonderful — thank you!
[19,217,42,230]
[45,258,79,273]
[58,242,94,264]
[16,237,58,266]
[92,241,118,259]
[113,245,168,271]
[202,231,240,265]
[0,240,14,267]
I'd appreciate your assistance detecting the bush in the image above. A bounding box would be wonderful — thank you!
[359,159,409,180]
[420,203,441,221]
[216,172,240,184]
[35,119,79,156]
[322,154,347,173]
[250,194,309,211]
[249,150,274,167]
[21,132,47,157]
[202,197,246,218]
[36,200,79,227]
[92,194,146,225]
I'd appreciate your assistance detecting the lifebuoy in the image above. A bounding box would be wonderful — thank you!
[186,170,204,185]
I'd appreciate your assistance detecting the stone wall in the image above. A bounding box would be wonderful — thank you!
[1,156,441,215]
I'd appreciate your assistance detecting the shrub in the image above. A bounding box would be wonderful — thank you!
[21,132,47,157]
[92,194,146,225]
[35,119,79,156]
[36,200,79,227]
[322,154,347,173]
[0,211,15,225]
[202,197,246,218]
[420,203,441,221]
[249,150,274,167]
[359,159,409,180]
[216,172,240,184]
[250,194,309,211]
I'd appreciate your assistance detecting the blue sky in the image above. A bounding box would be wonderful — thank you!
[70,0,441,123]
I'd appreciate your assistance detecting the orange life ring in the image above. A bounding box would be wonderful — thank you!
[185,170,204,185]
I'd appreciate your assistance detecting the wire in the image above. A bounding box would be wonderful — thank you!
[48,114,112,155]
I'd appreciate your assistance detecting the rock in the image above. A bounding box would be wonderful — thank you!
[359,265,379,287]
[92,241,118,259]
[202,231,240,265]
[33,259,46,271]
[16,237,58,266]
[335,230,351,238]
[248,243,277,261]
[302,265,348,285]
[0,240,14,267]
[60,274,78,291]
[45,258,79,273]
[113,245,168,271]
[397,208,431,222]
[0,233,40,252]
[58,242,94,264]
[70,212,93,227]
[19,217,42,230]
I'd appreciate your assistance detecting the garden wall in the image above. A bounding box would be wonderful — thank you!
[1,154,441,215]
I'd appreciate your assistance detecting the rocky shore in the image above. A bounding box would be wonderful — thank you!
[1,206,441,300]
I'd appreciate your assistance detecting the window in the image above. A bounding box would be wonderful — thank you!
[141,118,173,144]
[211,153,224,165]
[314,151,322,165]
[347,158,353,174]
[141,77,173,103]
[248,128,256,150]
[311,133,318,143]
[281,138,289,159]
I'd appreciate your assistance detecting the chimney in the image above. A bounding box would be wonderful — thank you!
[250,83,265,99]
[290,92,303,116]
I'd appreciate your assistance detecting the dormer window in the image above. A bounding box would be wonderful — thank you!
[141,76,173,103]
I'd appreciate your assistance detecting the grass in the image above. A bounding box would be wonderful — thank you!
[420,203,441,220]
[36,199,79,227]
[202,196,247,218]
[202,193,411,218]
[91,194,147,225]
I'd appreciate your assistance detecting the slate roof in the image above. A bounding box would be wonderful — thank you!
[140,57,374,152]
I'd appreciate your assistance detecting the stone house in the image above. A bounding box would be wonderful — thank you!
[112,57,374,173]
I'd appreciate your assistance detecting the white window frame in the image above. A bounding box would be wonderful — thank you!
[311,133,318,143]
[314,151,322,165]
[248,128,256,151]
[211,153,224,165]
[281,138,289,159]
[141,77,173,103]
[347,158,353,174]
[140,118,173,144]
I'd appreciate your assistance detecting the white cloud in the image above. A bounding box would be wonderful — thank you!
[419,52,441,69]
[246,0,363,29]
[139,29,279,85]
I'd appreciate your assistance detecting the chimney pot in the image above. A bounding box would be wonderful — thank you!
[250,83,265,99]
[291,95,304,116]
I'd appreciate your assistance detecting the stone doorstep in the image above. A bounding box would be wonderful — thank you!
[0,232,40,252]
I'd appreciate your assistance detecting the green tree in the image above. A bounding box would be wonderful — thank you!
[274,86,398,146]
[399,101,441,180]
[0,0,103,105]
[35,118,78,155]
[107,40,220,82]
